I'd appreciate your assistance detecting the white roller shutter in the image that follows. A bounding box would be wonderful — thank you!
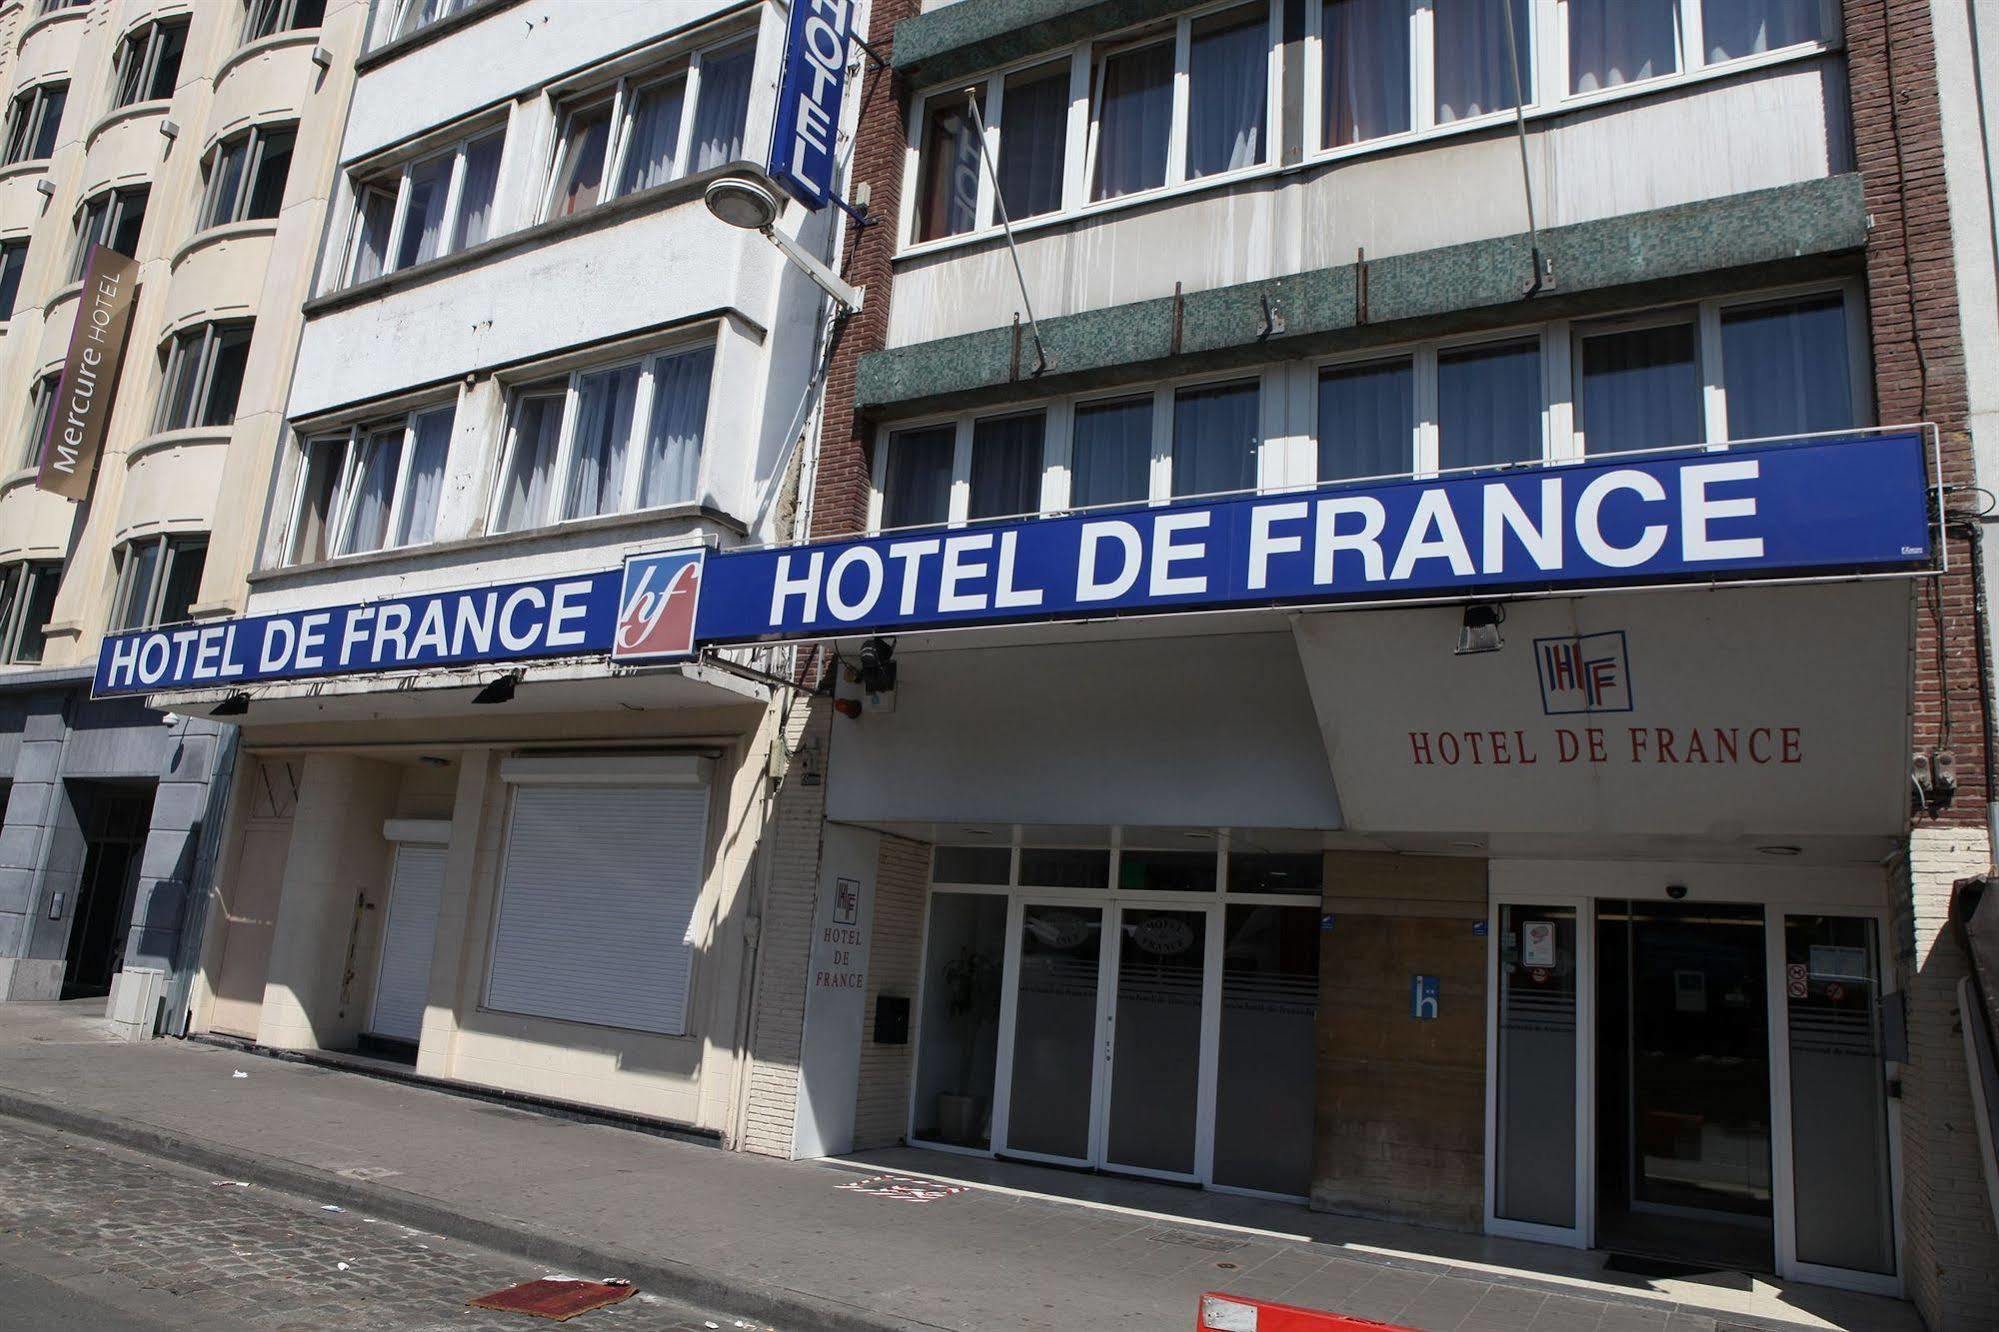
[483,782,711,1036]
[369,845,446,1043]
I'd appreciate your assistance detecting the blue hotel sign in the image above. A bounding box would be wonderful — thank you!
[767,0,854,209]
[94,432,1934,698]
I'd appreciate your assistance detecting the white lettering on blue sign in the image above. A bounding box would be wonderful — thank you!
[769,0,854,209]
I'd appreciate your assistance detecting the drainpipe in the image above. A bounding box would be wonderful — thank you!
[1953,514,1999,869]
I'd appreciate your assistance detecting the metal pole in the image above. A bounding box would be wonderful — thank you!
[1501,0,1547,295]
[964,89,1048,374]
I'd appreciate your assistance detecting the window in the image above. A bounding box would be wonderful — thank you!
[1186,5,1268,179]
[1172,380,1260,497]
[342,125,502,283]
[1435,0,1529,123]
[997,64,1068,222]
[70,186,148,282]
[1318,357,1414,481]
[383,0,476,43]
[1322,0,1410,147]
[111,534,206,630]
[880,424,955,529]
[1070,396,1151,508]
[1436,337,1542,470]
[1569,0,1678,93]
[36,0,88,14]
[1576,318,1700,455]
[491,344,715,533]
[1090,37,1173,200]
[19,371,59,470]
[243,0,326,42]
[0,560,62,664]
[969,413,1044,521]
[201,123,296,230]
[544,37,753,222]
[1703,0,1825,63]
[913,92,984,242]
[3,82,67,166]
[1719,293,1854,439]
[289,405,454,563]
[0,239,26,318]
[156,322,253,432]
[113,18,187,108]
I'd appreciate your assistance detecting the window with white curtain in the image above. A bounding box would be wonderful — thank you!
[70,186,147,282]
[1090,37,1174,200]
[997,64,1070,221]
[1437,337,1542,470]
[343,124,504,284]
[1719,293,1854,440]
[0,560,62,664]
[881,424,956,530]
[1318,357,1414,481]
[1434,0,1531,123]
[201,122,296,230]
[1070,396,1152,508]
[544,36,754,223]
[969,413,1045,521]
[1187,5,1269,179]
[1703,0,1825,63]
[1576,317,1700,455]
[1172,380,1261,497]
[1568,0,1679,93]
[491,343,715,534]
[1322,0,1410,147]
[288,405,455,564]
[380,0,477,45]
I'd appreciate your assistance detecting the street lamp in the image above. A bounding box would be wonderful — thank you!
[703,168,864,316]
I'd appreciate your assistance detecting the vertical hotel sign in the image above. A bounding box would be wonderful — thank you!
[768,0,855,208]
[37,245,138,500]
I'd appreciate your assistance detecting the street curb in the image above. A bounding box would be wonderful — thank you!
[0,1086,922,1332]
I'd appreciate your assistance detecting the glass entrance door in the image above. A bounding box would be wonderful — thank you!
[1103,906,1208,1178]
[1003,902,1106,1163]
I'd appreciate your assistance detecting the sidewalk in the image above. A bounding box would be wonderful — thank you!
[0,1002,1922,1332]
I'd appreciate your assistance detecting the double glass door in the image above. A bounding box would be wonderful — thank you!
[1004,902,1210,1178]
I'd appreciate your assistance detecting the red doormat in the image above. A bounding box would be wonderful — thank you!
[467,1278,636,1321]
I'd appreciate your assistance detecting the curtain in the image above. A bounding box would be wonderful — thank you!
[1704,0,1823,62]
[339,428,403,554]
[1569,0,1677,93]
[917,97,983,240]
[1323,0,1410,147]
[1437,339,1541,470]
[452,132,503,250]
[997,66,1067,221]
[394,407,453,546]
[1435,0,1529,124]
[884,425,956,529]
[350,186,395,283]
[969,413,1045,520]
[292,438,346,562]
[1071,397,1152,508]
[1578,323,1699,455]
[690,43,755,173]
[1092,40,1173,200]
[396,153,452,269]
[1187,7,1267,178]
[617,77,686,196]
[497,394,562,532]
[639,346,713,509]
[1721,295,1852,440]
[552,109,609,217]
[1318,358,1414,482]
[564,365,640,520]
[1172,381,1260,498]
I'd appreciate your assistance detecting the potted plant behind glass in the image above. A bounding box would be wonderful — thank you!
[936,944,1001,1145]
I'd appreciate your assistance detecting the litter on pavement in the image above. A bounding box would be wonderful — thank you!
[467,1277,636,1321]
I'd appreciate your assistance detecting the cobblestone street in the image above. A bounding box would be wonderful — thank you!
[0,1118,767,1332]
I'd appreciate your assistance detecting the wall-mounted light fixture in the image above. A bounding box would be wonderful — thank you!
[472,670,521,705]
[704,168,863,316]
[212,691,250,717]
[1455,604,1505,655]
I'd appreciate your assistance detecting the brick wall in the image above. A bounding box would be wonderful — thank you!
[852,834,930,1149]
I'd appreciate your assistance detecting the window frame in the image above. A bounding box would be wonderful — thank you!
[0,237,28,320]
[19,370,60,471]
[200,120,298,231]
[285,403,457,564]
[242,0,325,44]
[340,119,506,286]
[486,337,719,535]
[110,533,207,631]
[154,320,255,434]
[70,184,148,283]
[3,81,68,167]
[0,559,63,664]
[112,16,189,110]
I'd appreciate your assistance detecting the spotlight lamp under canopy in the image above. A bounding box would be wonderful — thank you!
[1456,603,1506,656]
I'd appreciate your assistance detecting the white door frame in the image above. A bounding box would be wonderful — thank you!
[367,820,450,1043]
[1095,899,1218,1184]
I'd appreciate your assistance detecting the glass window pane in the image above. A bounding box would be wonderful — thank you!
[452,131,504,250]
[969,413,1043,521]
[160,333,201,432]
[1071,396,1152,509]
[30,86,65,160]
[1172,380,1260,498]
[617,78,686,196]
[146,21,186,101]
[1187,5,1268,179]
[199,325,253,428]
[1569,0,1677,93]
[688,42,754,172]
[639,345,713,509]
[14,564,59,662]
[349,184,396,283]
[23,374,58,469]
[157,540,205,625]
[337,427,403,554]
[291,0,328,28]
[1579,322,1700,455]
[932,845,1011,884]
[292,436,347,563]
[1319,357,1414,481]
[206,138,249,229]
[1495,904,1577,1227]
[395,152,453,270]
[997,65,1068,221]
[1212,904,1320,1193]
[1227,852,1323,895]
[393,407,453,546]
[496,390,563,532]
[108,188,147,257]
[246,126,295,219]
[1785,915,1897,1275]
[71,197,108,281]
[911,893,1009,1147]
[245,0,281,40]
[1092,40,1173,200]
[551,104,611,218]
[1703,0,1823,62]
[1118,848,1217,892]
[0,565,21,659]
[115,30,147,107]
[883,425,955,530]
[1721,294,1853,440]
[0,242,27,316]
[562,364,641,521]
[1019,847,1109,889]
[1435,0,1529,124]
[1437,338,1541,470]
[118,540,162,629]
[1105,907,1206,1173]
[1323,0,1411,146]
[1006,904,1104,1158]
[915,95,983,242]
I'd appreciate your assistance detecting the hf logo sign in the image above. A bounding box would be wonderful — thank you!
[613,550,705,662]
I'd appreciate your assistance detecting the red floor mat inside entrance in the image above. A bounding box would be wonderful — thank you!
[467,1277,636,1320]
